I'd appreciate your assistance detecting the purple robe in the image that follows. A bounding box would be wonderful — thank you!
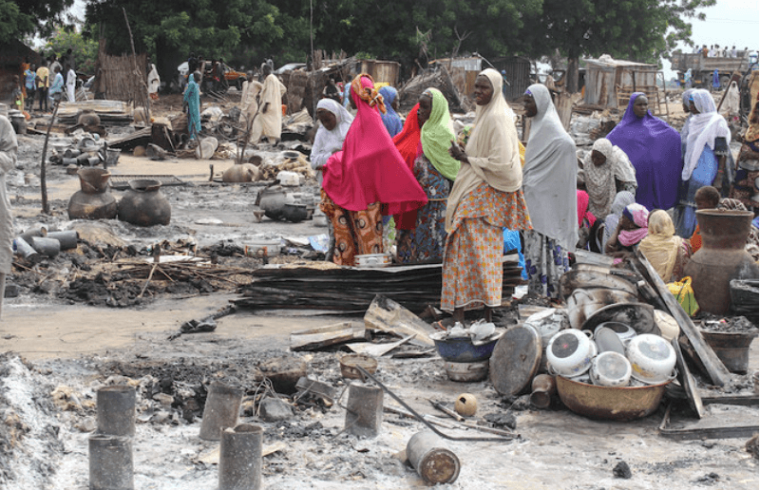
[607,93,682,211]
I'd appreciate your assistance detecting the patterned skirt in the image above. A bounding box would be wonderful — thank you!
[441,184,531,312]
[320,190,383,266]
[523,230,570,300]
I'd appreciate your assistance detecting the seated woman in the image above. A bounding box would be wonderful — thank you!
[675,89,732,238]
[576,190,597,250]
[579,138,637,219]
[689,186,721,253]
[396,88,460,264]
[604,203,649,259]
[640,210,692,283]
[320,74,427,266]
[379,86,403,137]
[597,191,635,253]
[310,99,354,186]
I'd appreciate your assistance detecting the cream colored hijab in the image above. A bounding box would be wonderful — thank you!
[639,210,683,282]
[445,68,522,231]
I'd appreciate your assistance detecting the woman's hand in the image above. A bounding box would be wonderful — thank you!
[449,140,469,164]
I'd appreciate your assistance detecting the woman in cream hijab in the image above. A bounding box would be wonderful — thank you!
[443,68,531,323]
[639,210,692,283]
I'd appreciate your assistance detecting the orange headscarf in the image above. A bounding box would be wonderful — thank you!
[350,73,386,114]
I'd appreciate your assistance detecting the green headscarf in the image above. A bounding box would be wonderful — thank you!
[420,88,461,181]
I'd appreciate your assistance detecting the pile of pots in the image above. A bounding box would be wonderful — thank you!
[431,321,503,382]
[13,227,79,261]
[254,184,316,224]
[68,168,171,227]
[50,135,121,170]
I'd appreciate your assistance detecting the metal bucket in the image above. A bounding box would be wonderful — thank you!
[443,360,489,382]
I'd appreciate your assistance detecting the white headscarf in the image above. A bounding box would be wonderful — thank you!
[523,84,578,251]
[723,81,740,115]
[445,68,523,231]
[683,89,731,181]
[310,99,354,184]
[583,138,637,218]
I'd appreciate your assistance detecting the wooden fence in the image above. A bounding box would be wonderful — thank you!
[93,38,148,108]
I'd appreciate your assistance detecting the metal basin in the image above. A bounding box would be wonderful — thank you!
[582,302,659,336]
[555,374,670,421]
[432,332,502,362]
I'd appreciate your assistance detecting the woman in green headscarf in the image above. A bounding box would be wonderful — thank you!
[396,88,461,264]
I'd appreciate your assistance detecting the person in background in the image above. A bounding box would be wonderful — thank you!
[392,102,422,232]
[606,93,682,212]
[579,138,637,218]
[688,185,721,254]
[49,54,62,76]
[11,76,24,113]
[680,89,696,157]
[239,71,263,138]
[20,57,30,101]
[66,64,77,102]
[444,69,530,320]
[731,46,737,58]
[378,86,402,137]
[62,48,75,73]
[639,210,692,283]
[184,71,201,141]
[0,115,17,318]
[396,88,460,264]
[522,84,576,299]
[323,78,342,104]
[320,74,427,266]
[36,60,50,112]
[48,65,64,104]
[310,98,353,186]
[576,190,597,250]
[598,191,636,254]
[148,63,160,100]
[250,63,287,145]
[188,52,198,75]
[604,202,649,259]
[24,64,36,111]
[675,89,731,238]
[701,45,709,58]
[730,98,759,214]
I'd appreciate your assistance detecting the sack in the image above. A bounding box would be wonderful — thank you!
[667,276,699,317]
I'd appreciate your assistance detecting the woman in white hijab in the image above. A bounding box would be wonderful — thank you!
[310,98,354,186]
[674,88,731,238]
[0,116,16,318]
[579,138,637,218]
[522,84,577,299]
[443,68,531,323]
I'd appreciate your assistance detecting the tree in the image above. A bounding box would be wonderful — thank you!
[44,27,99,75]
[0,0,75,42]
[522,0,715,92]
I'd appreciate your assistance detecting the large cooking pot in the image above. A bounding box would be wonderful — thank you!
[117,179,171,227]
[68,168,118,220]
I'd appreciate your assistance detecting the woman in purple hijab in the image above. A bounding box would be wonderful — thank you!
[606,93,682,211]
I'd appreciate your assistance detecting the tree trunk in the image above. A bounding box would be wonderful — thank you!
[566,55,580,94]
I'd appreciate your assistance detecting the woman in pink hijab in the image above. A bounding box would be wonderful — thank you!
[604,203,649,258]
[320,74,427,265]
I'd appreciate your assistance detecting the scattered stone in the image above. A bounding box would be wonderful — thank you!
[694,472,720,485]
[75,417,97,433]
[509,395,532,411]
[259,397,293,422]
[746,434,758,459]
[150,411,172,424]
[613,460,632,479]
[483,412,517,430]
[153,393,174,408]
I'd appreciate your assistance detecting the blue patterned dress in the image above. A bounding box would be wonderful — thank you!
[396,154,451,264]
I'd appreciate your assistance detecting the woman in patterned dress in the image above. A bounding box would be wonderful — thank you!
[396,88,460,264]
[320,74,427,266]
[443,69,531,323]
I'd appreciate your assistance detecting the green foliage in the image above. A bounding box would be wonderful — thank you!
[0,0,58,42]
[43,27,99,75]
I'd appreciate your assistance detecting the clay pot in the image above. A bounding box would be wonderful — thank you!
[222,163,260,183]
[256,186,288,221]
[683,210,759,315]
[68,168,118,220]
[118,179,171,227]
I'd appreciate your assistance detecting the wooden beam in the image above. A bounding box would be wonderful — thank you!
[634,251,730,386]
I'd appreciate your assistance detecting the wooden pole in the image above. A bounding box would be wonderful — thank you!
[122,8,150,120]
[39,95,62,214]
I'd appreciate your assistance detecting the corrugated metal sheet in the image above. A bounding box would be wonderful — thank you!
[584,58,658,109]
[493,57,532,101]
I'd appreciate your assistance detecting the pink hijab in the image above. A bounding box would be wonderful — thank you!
[618,203,649,247]
[322,75,427,214]
[577,190,596,227]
